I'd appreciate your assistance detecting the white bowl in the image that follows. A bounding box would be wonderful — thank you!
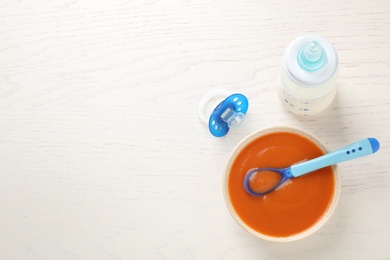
[223,126,341,242]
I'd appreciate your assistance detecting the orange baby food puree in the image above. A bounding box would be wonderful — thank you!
[228,131,335,238]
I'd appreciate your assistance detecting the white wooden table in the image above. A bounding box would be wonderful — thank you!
[1,0,389,259]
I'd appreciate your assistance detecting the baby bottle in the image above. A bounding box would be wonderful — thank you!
[277,35,339,116]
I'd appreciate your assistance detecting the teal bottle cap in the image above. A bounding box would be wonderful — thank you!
[297,41,328,72]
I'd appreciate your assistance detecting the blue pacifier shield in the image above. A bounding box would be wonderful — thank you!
[208,94,249,137]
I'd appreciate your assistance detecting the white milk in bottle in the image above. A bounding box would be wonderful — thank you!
[277,35,338,116]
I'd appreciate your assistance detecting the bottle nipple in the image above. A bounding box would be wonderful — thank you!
[297,41,327,72]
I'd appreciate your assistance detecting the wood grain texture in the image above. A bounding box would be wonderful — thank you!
[0,0,389,259]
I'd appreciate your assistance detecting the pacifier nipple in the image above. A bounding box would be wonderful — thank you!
[221,108,245,128]
[297,41,327,72]
[198,89,249,137]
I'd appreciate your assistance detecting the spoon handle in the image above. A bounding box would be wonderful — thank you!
[291,138,380,177]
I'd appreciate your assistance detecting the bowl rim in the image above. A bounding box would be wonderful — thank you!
[222,125,341,242]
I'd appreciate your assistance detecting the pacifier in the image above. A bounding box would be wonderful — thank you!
[198,89,249,137]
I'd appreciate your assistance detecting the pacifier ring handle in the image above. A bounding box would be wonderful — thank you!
[197,89,230,124]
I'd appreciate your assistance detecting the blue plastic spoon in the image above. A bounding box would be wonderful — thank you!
[244,138,380,196]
